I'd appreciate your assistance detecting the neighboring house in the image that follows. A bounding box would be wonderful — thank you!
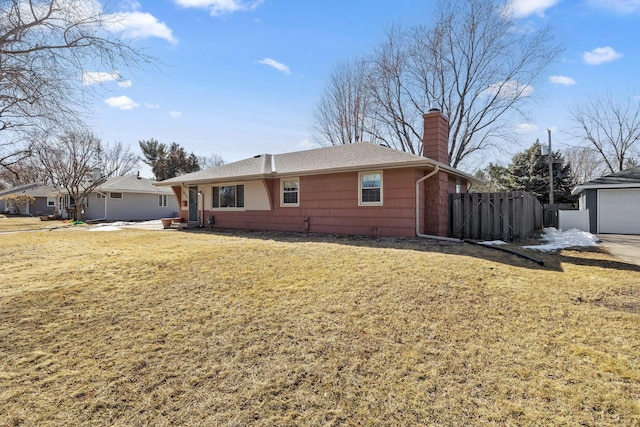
[156,110,480,238]
[54,175,179,221]
[0,183,56,215]
[572,166,640,234]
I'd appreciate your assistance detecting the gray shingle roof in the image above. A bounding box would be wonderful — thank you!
[96,175,173,194]
[156,142,479,185]
[573,166,640,194]
[0,183,39,197]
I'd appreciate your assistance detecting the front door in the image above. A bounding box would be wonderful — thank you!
[188,186,198,222]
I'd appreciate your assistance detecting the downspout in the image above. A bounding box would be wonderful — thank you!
[198,190,204,228]
[415,165,462,242]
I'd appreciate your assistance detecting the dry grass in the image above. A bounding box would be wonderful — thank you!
[1,220,639,426]
[0,216,73,233]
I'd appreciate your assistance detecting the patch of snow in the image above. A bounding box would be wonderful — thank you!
[478,240,508,246]
[522,227,599,251]
[94,220,161,227]
[88,225,121,232]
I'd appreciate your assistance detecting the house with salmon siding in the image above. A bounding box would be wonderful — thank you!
[155,109,479,238]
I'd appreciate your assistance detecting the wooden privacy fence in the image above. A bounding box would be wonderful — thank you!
[449,191,543,241]
[542,203,578,228]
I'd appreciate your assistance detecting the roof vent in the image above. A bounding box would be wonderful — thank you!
[253,154,261,158]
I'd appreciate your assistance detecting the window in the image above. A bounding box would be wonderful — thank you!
[47,197,56,207]
[212,184,244,209]
[97,193,105,199]
[358,171,383,206]
[281,178,299,207]
[110,192,123,199]
[158,194,168,207]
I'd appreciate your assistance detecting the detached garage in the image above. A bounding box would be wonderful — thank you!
[573,167,640,235]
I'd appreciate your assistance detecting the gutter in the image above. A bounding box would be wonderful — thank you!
[415,166,462,242]
[572,183,640,195]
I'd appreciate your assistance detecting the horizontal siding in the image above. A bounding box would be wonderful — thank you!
[200,168,425,237]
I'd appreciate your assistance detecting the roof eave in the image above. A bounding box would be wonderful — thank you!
[153,160,482,185]
[572,183,640,195]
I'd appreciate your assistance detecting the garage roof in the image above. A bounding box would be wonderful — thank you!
[572,166,640,195]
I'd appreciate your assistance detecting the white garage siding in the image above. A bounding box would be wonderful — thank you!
[598,189,640,234]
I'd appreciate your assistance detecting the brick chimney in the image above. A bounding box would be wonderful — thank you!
[423,108,449,165]
[422,108,451,237]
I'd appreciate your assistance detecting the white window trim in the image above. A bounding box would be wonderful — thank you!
[158,194,168,207]
[97,193,105,199]
[109,192,123,199]
[280,177,300,207]
[358,170,383,206]
[212,182,245,211]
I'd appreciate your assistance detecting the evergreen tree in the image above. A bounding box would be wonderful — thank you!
[139,140,200,181]
[473,163,509,192]
[505,141,576,204]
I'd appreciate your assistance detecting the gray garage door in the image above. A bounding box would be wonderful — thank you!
[598,189,640,234]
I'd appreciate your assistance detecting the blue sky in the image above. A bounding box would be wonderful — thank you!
[88,0,640,175]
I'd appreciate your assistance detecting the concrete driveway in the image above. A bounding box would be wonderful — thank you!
[597,234,640,266]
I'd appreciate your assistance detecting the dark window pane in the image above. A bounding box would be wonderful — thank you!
[361,188,380,203]
[220,186,236,207]
[237,185,244,208]
[213,187,219,208]
[283,192,298,204]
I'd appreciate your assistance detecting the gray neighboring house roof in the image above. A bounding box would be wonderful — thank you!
[95,175,174,194]
[24,185,58,198]
[0,183,40,197]
[155,142,480,186]
[573,166,640,194]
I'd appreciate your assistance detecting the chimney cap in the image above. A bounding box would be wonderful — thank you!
[428,107,441,113]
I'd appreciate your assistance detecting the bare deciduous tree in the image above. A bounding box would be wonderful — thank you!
[564,146,608,184]
[0,153,50,188]
[100,142,140,177]
[312,58,375,147]
[367,26,425,154]
[0,0,152,174]
[34,131,135,220]
[570,93,640,174]
[311,0,562,168]
[198,154,225,169]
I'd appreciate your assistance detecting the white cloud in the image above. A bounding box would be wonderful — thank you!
[169,111,183,118]
[583,46,623,65]
[505,0,560,18]
[82,71,120,86]
[105,96,139,110]
[258,58,291,75]
[118,80,133,88]
[588,0,640,13]
[515,123,538,133]
[107,11,177,44]
[144,103,160,109]
[485,80,534,99]
[174,0,263,16]
[297,139,316,150]
[549,75,577,85]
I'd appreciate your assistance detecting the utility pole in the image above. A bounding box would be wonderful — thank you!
[547,128,554,205]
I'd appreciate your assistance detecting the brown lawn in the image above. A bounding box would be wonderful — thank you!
[1,220,639,426]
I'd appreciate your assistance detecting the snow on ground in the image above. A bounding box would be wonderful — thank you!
[88,225,121,232]
[478,240,508,246]
[522,227,599,251]
[88,220,162,232]
[94,220,161,227]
